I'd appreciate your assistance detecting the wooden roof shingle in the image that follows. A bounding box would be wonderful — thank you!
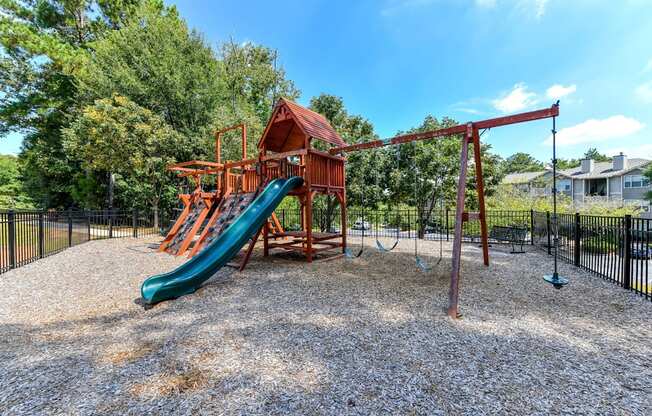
[258,98,346,152]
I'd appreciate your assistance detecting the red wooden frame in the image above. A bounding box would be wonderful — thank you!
[330,103,560,318]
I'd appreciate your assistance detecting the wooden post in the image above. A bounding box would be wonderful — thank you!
[340,190,347,254]
[448,125,472,319]
[242,124,247,160]
[471,126,489,266]
[263,220,270,257]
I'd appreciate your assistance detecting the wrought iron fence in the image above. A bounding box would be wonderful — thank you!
[532,211,650,301]
[0,209,166,274]
[2,206,650,302]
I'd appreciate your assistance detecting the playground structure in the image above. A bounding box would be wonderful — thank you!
[150,98,560,317]
[158,98,349,268]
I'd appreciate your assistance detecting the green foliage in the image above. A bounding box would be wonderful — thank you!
[555,158,580,170]
[488,185,641,216]
[0,0,146,208]
[77,2,222,141]
[583,147,611,162]
[63,95,181,212]
[644,164,652,203]
[502,152,544,174]
[215,40,299,161]
[582,235,618,254]
[0,154,35,208]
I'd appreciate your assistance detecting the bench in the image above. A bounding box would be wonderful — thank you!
[489,225,528,254]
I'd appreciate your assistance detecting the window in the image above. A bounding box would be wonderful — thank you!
[557,179,571,191]
[624,174,650,188]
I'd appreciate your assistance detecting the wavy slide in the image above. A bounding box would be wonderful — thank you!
[141,176,304,304]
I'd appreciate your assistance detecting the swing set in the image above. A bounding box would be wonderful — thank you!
[330,102,561,318]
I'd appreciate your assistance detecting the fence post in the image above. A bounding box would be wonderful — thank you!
[38,211,44,259]
[445,208,450,241]
[87,211,91,241]
[132,208,138,238]
[623,214,632,290]
[8,210,16,269]
[546,211,552,255]
[574,212,581,267]
[108,208,113,239]
[67,209,73,247]
[529,209,534,245]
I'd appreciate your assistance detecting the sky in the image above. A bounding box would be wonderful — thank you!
[3,0,652,162]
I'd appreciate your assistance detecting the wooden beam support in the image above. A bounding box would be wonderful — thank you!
[448,124,472,319]
[329,104,559,155]
[472,127,490,266]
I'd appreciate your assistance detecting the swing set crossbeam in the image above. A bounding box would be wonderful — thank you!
[328,105,559,154]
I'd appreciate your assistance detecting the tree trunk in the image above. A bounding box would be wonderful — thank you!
[108,172,115,210]
[152,199,159,230]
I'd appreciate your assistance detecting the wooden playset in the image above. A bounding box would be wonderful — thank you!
[158,97,560,317]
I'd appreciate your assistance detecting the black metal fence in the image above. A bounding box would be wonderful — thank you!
[0,209,165,274]
[532,211,650,301]
[2,207,650,302]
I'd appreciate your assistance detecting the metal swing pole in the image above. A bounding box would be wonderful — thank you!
[544,101,568,288]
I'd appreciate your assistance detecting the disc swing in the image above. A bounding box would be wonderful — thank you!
[376,138,400,253]
[543,101,569,289]
[411,141,431,272]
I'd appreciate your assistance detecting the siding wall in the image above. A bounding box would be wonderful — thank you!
[622,168,651,201]
[572,179,584,202]
[608,176,622,199]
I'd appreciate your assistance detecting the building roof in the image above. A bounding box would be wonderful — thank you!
[502,171,548,184]
[558,158,650,179]
[258,98,346,152]
[502,158,651,184]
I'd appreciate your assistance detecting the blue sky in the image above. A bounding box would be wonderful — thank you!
[3,0,652,162]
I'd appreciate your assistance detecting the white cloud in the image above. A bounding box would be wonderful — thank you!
[601,143,652,159]
[516,0,548,19]
[492,83,538,113]
[456,107,481,114]
[643,58,652,73]
[635,81,652,102]
[546,84,576,100]
[475,0,496,7]
[380,0,436,16]
[534,0,548,18]
[544,116,644,147]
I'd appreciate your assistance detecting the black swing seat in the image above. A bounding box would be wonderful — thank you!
[488,225,528,254]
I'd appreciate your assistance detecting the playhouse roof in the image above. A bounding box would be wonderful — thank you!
[258,98,346,152]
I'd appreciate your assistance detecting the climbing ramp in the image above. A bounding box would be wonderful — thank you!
[161,195,212,256]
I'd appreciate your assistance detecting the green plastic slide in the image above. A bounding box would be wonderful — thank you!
[141,176,304,304]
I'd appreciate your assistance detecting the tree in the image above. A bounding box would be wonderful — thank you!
[77,2,222,145]
[502,152,544,174]
[1,0,145,208]
[555,158,580,170]
[583,148,611,162]
[63,95,181,226]
[645,165,652,204]
[307,94,379,230]
[215,40,300,162]
[0,154,34,209]
[391,116,504,236]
